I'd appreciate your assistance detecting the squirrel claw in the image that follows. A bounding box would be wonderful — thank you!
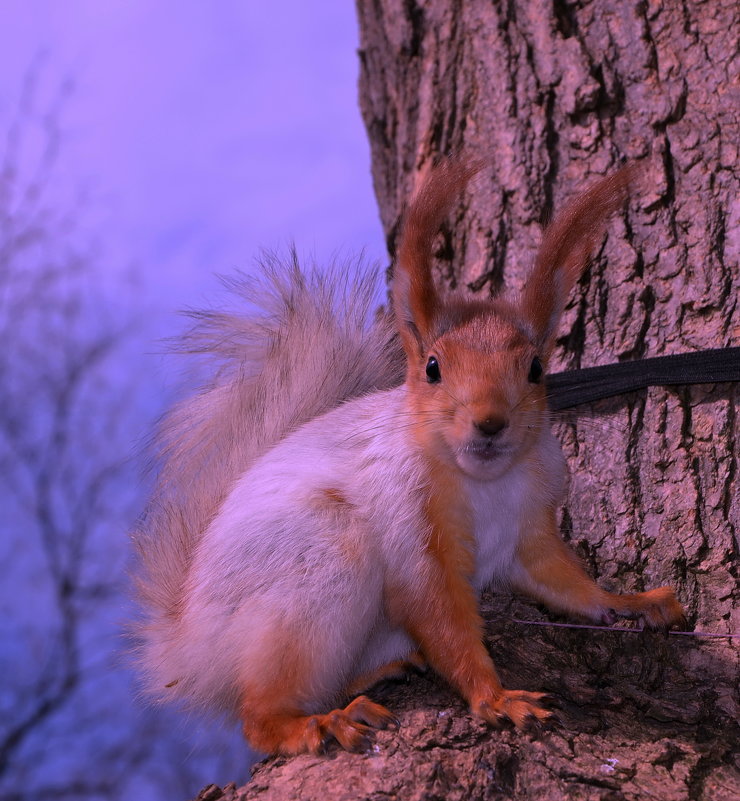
[353,731,376,754]
[522,710,542,732]
[605,586,686,632]
[537,692,560,708]
[473,689,551,731]
[297,696,395,754]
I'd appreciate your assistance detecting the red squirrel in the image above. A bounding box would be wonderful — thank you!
[133,160,686,755]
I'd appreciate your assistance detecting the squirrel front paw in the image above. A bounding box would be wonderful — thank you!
[602,586,687,631]
[471,689,554,730]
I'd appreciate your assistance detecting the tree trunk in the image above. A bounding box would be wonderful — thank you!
[196,2,738,799]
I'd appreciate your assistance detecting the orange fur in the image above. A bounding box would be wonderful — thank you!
[321,487,349,505]
[311,487,365,566]
[386,455,498,695]
[137,160,684,756]
[514,505,606,615]
[239,582,398,754]
[383,453,551,727]
[240,161,671,748]
[403,312,547,473]
[239,630,316,753]
[393,158,481,353]
[242,696,397,755]
[418,460,500,700]
[521,164,637,355]
[344,652,426,697]
[607,587,686,628]
[514,503,685,629]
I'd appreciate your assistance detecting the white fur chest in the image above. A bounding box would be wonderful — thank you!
[465,428,567,592]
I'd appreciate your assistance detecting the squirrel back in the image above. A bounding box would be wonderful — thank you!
[132,250,405,644]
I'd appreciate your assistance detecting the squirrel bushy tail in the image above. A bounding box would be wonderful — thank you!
[132,250,404,662]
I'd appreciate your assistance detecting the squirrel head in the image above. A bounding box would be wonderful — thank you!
[392,158,634,480]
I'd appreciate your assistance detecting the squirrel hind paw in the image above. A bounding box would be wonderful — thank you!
[242,696,397,756]
[309,695,400,753]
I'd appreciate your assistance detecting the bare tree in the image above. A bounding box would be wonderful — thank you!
[0,61,247,801]
[0,58,140,800]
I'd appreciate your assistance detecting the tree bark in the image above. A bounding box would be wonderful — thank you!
[196,1,738,798]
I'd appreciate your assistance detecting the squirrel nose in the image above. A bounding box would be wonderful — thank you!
[475,416,508,438]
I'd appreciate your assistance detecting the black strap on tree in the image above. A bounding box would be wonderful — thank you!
[546,347,740,411]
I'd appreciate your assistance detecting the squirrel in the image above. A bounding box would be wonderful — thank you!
[132,159,686,756]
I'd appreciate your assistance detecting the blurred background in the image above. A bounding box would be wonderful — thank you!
[0,2,384,799]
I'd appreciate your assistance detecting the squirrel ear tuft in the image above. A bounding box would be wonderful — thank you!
[392,157,481,356]
[521,164,638,355]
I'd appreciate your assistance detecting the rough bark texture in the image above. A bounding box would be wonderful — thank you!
[198,597,738,801]
[195,1,738,799]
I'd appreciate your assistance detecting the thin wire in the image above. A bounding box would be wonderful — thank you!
[510,618,740,640]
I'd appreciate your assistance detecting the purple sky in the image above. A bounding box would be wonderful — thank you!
[1,5,387,795]
[3,1,386,320]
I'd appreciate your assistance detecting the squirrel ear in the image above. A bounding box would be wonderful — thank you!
[392,158,481,356]
[391,266,427,355]
[521,164,637,355]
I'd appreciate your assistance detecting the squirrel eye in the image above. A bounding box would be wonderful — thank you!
[425,356,441,383]
[528,356,543,384]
